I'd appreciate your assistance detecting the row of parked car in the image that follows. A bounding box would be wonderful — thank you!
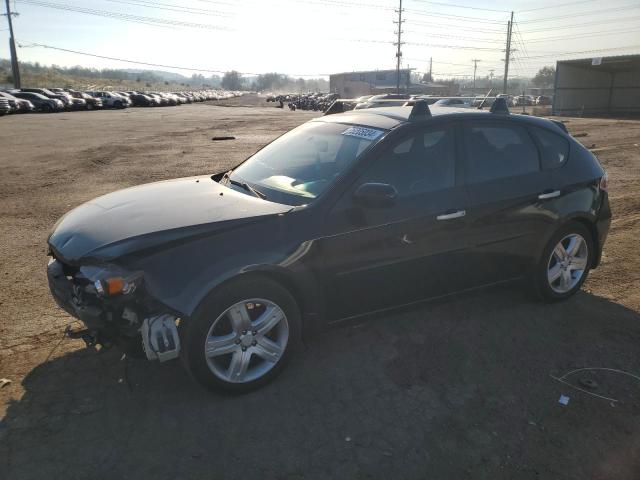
[0,88,242,115]
[318,93,553,111]
[266,92,340,111]
[262,92,552,116]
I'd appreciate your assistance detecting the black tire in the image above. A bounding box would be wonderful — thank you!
[181,276,301,394]
[114,101,123,109]
[533,221,594,302]
[42,104,53,113]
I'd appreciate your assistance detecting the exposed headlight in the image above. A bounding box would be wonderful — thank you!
[80,265,144,297]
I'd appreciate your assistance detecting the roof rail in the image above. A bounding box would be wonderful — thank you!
[407,100,431,121]
[490,97,509,114]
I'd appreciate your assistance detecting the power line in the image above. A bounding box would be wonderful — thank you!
[517,45,640,60]
[407,0,510,13]
[518,15,640,33]
[405,19,504,33]
[15,0,231,30]
[517,0,606,13]
[193,0,236,6]
[401,28,504,43]
[105,0,233,17]
[404,8,507,25]
[17,41,331,77]
[517,4,640,24]
[524,27,640,43]
[404,41,500,51]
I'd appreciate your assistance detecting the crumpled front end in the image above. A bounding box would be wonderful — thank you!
[47,254,180,361]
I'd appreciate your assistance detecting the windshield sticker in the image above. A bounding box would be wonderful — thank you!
[341,126,384,141]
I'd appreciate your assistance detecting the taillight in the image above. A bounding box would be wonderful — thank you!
[599,172,608,192]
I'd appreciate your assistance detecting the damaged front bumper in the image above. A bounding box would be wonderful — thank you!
[47,258,180,361]
[47,259,105,330]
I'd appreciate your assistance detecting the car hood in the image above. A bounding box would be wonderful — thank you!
[48,175,292,263]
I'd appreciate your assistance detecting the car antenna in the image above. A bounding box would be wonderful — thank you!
[477,88,492,110]
[490,97,509,115]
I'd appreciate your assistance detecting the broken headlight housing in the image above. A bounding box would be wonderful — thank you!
[79,265,144,297]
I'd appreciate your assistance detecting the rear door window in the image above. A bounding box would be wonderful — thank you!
[462,123,539,183]
[529,126,570,170]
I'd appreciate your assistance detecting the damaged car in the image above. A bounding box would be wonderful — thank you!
[47,98,611,393]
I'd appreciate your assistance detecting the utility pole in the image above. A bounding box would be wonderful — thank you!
[502,11,514,95]
[3,0,21,88]
[394,0,404,94]
[472,59,481,93]
[428,56,432,81]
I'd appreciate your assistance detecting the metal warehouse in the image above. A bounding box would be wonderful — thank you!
[330,69,412,98]
[553,54,640,116]
[329,68,460,98]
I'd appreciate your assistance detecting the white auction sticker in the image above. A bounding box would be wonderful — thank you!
[341,126,384,141]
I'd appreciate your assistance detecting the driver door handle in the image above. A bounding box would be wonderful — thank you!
[538,190,561,200]
[436,210,466,221]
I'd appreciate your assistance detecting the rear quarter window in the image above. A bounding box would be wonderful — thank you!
[530,126,569,170]
[462,123,539,184]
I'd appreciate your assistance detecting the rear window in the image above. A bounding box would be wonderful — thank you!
[530,126,569,170]
[463,124,539,183]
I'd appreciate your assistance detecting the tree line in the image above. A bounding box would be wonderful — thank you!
[221,71,329,92]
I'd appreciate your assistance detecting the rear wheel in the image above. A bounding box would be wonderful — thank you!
[533,222,594,301]
[182,276,301,393]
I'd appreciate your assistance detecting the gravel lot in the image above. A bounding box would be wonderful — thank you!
[1,97,640,479]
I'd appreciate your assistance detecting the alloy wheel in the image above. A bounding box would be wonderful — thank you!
[547,233,589,294]
[204,299,289,383]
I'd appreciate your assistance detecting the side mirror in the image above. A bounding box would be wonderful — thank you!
[353,183,398,209]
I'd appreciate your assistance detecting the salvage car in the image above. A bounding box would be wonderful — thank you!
[0,91,35,113]
[22,87,73,109]
[434,98,472,107]
[0,97,10,115]
[11,91,63,112]
[64,89,103,110]
[355,93,412,109]
[125,91,155,107]
[86,91,128,109]
[47,99,610,393]
[49,88,86,110]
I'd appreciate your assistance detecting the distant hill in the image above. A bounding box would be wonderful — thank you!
[118,68,215,84]
[0,58,221,90]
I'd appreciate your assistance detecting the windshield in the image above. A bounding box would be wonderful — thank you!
[227,121,384,206]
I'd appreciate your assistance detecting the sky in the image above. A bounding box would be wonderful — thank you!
[1,0,639,80]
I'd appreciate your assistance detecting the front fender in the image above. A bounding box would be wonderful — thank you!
[129,221,326,332]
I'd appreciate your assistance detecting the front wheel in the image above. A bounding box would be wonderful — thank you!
[533,222,594,302]
[182,277,301,393]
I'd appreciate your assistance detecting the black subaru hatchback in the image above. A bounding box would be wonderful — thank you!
[47,100,610,392]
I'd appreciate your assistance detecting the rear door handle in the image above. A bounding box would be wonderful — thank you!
[538,190,561,200]
[436,210,466,220]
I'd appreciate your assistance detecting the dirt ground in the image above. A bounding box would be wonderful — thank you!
[1,96,640,479]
